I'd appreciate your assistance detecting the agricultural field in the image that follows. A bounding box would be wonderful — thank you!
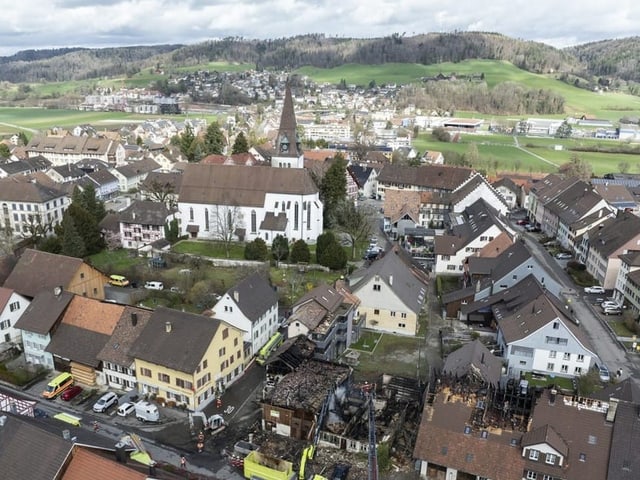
[413,131,640,176]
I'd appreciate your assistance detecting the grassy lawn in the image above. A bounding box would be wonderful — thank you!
[523,372,574,391]
[413,131,640,176]
[350,331,383,353]
[172,240,246,259]
[607,320,635,337]
[87,249,145,273]
[351,332,424,381]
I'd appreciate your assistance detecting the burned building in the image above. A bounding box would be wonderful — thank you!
[261,359,352,441]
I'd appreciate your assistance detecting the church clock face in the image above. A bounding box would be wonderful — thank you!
[281,143,289,152]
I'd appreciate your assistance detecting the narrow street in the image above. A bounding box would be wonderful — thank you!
[521,232,636,381]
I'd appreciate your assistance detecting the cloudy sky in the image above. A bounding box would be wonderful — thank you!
[2,0,638,56]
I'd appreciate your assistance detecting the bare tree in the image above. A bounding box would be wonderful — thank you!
[144,179,177,208]
[0,225,17,256]
[211,205,244,258]
[334,200,375,259]
[22,213,54,246]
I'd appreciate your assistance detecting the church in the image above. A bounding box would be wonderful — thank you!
[177,84,324,244]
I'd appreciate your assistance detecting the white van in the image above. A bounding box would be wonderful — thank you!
[135,400,160,422]
[144,281,164,291]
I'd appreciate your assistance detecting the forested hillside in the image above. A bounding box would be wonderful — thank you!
[567,37,640,82]
[0,45,182,83]
[0,32,638,87]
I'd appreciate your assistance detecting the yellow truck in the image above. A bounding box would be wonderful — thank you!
[243,451,296,480]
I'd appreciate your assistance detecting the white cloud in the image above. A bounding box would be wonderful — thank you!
[0,0,638,55]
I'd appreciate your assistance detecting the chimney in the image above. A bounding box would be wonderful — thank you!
[165,321,172,333]
[549,389,557,405]
[389,275,393,286]
[480,352,485,364]
[233,290,239,302]
[131,312,138,326]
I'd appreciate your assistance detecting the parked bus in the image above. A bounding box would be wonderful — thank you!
[256,332,284,365]
[42,372,74,399]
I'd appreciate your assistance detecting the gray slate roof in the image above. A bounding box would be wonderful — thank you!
[607,400,640,480]
[227,272,278,322]
[587,211,640,258]
[442,339,503,386]
[118,200,171,226]
[0,414,73,480]
[13,290,73,335]
[128,307,221,373]
[351,249,427,315]
[45,324,109,368]
[179,163,318,206]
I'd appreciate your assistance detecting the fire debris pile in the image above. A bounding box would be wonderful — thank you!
[265,359,352,411]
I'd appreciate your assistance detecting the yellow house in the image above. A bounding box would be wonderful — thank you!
[350,248,428,336]
[4,249,108,300]
[129,307,246,410]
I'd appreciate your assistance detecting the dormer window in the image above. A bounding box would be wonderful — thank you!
[529,449,539,460]
[545,453,556,465]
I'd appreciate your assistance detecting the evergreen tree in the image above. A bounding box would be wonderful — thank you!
[203,121,225,155]
[244,238,269,261]
[0,144,10,158]
[315,231,336,264]
[290,239,311,264]
[164,218,180,243]
[318,239,347,270]
[319,155,347,227]
[271,235,290,266]
[179,124,197,161]
[60,214,86,258]
[232,131,249,154]
[61,204,104,255]
[18,132,29,146]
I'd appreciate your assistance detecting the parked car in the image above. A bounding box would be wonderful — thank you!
[108,274,129,287]
[516,219,530,226]
[93,392,119,413]
[555,252,572,260]
[601,300,619,309]
[61,385,83,401]
[117,402,136,417]
[144,281,164,290]
[170,286,184,294]
[599,364,611,382]
[525,224,541,232]
[584,286,605,294]
[602,306,622,315]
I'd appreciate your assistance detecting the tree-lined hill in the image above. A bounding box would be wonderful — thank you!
[0,32,638,89]
[567,37,640,82]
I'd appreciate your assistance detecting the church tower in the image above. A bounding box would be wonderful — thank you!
[271,83,304,168]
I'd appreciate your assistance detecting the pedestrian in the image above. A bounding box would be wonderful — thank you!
[180,455,187,469]
[216,398,222,409]
[92,421,99,433]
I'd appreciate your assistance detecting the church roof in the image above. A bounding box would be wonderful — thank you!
[275,83,302,158]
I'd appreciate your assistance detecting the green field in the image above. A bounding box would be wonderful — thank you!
[414,132,640,176]
[297,60,640,121]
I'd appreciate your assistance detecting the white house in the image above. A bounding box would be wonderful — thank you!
[212,273,279,357]
[450,172,510,216]
[179,163,323,244]
[0,287,30,346]
[14,289,74,368]
[0,173,69,239]
[495,290,597,380]
[118,200,177,250]
[434,200,508,275]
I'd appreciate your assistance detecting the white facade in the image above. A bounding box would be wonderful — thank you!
[301,122,352,142]
[103,361,137,391]
[180,192,323,244]
[498,319,597,380]
[435,224,504,275]
[214,293,279,357]
[22,330,55,367]
[0,194,69,239]
[0,290,30,345]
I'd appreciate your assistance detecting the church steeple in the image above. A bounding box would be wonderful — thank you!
[276,82,302,157]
